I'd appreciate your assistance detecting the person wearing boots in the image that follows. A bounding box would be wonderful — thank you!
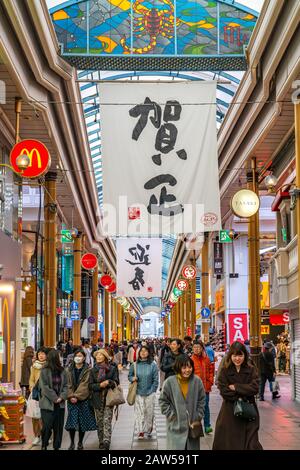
[259,342,280,401]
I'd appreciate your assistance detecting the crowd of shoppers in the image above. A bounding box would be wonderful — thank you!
[21,334,273,450]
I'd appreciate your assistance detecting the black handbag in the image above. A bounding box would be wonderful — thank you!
[234,398,257,421]
[31,381,41,401]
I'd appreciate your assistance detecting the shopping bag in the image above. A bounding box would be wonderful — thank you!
[106,384,125,407]
[26,393,41,419]
[127,362,137,406]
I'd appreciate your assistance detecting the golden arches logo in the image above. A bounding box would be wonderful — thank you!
[0,298,10,379]
[20,148,42,169]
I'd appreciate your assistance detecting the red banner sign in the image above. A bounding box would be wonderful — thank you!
[270,312,290,325]
[81,253,98,270]
[228,313,249,344]
[176,279,189,291]
[182,265,196,280]
[10,139,51,178]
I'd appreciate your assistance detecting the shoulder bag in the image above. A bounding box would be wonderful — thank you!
[106,383,126,408]
[234,398,257,421]
[31,380,41,401]
[127,362,137,406]
[186,411,204,439]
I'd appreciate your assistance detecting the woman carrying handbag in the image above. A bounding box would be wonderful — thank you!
[213,342,263,450]
[128,346,158,440]
[159,354,205,450]
[89,349,119,450]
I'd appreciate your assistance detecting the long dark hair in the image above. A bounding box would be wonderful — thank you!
[225,341,249,368]
[170,338,184,353]
[137,345,153,363]
[45,349,63,373]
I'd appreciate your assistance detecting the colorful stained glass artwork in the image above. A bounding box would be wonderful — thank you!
[50,0,257,57]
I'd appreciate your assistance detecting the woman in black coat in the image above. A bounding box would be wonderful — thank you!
[213,342,263,450]
[89,349,119,450]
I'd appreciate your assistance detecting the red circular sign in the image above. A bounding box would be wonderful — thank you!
[10,139,51,178]
[176,279,189,291]
[81,253,98,270]
[107,282,116,293]
[100,274,113,288]
[182,265,196,280]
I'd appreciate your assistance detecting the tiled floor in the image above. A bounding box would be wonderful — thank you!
[2,370,300,451]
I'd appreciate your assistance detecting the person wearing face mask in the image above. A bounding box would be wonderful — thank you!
[213,341,263,450]
[89,349,119,450]
[159,354,205,450]
[65,349,97,450]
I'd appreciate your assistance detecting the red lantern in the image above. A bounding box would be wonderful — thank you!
[107,282,116,293]
[100,274,113,288]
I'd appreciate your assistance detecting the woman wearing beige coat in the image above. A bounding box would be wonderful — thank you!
[28,347,48,446]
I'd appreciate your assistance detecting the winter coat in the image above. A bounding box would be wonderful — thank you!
[127,347,141,364]
[20,356,33,387]
[66,363,91,401]
[159,374,206,450]
[29,360,46,391]
[259,352,275,379]
[89,362,119,409]
[129,360,159,396]
[191,353,214,393]
[161,351,185,379]
[39,368,68,411]
[212,364,263,450]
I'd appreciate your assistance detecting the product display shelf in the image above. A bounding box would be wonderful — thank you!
[0,385,26,445]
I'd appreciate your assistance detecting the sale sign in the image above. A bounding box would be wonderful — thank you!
[227,313,249,344]
[270,311,290,325]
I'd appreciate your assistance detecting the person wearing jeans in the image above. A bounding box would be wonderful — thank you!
[191,341,214,434]
[259,342,280,401]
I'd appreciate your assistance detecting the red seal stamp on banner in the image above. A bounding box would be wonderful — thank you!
[128,207,141,220]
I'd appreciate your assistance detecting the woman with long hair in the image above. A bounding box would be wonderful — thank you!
[160,338,185,379]
[20,346,35,399]
[65,348,97,450]
[128,345,159,440]
[89,349,119,450]
[39,349,68,450]
[28,347,48,446]
[159,354,206,450]
[212,341,263,450]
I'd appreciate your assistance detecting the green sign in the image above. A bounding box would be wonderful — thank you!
[62,255,74,294]
[219,230,232,243]
[61,230,73,244]
[0,334,3,354]
[281,227,287,242]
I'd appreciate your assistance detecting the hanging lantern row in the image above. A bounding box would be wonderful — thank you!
[167,274,192,309]
[99,274,116,293]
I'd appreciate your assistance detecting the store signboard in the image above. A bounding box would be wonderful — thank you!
[213,242,223,275]
[62,255,74,294]
[270,312,290,325]
[22,280,37,317]
[61,230,73,244]
[261,325,270,335]
[228,313,249,344]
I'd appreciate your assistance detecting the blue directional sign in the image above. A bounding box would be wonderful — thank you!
[70,301,79,311]
[201,307,211,319]
[71,311,80,320]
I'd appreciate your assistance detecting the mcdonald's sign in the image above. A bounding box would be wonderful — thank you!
[10,139,51,178]
[0,297,11,381]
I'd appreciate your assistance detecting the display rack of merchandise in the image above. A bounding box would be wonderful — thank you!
[210,326,226,352]
[0,384,26,444]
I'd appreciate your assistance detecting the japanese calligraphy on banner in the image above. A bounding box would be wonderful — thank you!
[99,82,221,236]
[117,238,162,297]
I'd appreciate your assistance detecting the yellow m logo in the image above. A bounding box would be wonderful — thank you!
[0,298,10,380]
[20,148,42,169]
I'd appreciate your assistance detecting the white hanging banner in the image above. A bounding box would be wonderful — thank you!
[117,238,162,297]
[99,81,221,236]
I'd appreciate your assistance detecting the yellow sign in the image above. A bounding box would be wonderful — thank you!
[260,282,270,309]
[261,325,270,335]
[0,298,11,380]
[22,280,37,317]
[20,147,42,168]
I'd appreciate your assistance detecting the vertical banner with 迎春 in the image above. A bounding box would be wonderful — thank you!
[117,238,162,297]
[99,82,221,236]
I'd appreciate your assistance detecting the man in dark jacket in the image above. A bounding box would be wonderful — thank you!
[259,342,280,400]
[161,339,184,379]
